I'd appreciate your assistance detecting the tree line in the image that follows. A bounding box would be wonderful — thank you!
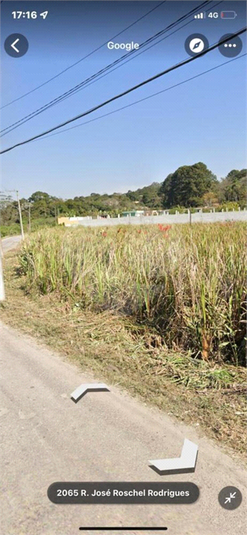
[1,163,246,233]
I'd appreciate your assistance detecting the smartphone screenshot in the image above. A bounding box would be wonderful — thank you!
[0,1,246,534]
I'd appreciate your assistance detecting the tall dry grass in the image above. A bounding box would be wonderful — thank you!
[19,222,247,365]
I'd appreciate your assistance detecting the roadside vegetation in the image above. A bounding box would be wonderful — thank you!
[1,232,246,457]
[1,165,246,456]
[18,222,246,366]
[0,217,56,237]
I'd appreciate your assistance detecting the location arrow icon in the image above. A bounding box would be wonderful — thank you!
[149,439,198,475]
[70,383,110,403]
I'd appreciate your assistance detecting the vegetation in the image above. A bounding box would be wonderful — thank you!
[1,164,246,236]
[1,164,246,456]
[18,222,247,366]
[218,169,247,204]
[1,238,246,456]
[0,218,56,237]
[160,162,218,207]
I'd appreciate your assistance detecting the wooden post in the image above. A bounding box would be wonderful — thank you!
[16,190,24,240]
[28,203,31,233]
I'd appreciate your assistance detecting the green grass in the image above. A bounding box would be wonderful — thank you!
[0,224,22,237]
[18,222,247,366]
[0,217,56,237]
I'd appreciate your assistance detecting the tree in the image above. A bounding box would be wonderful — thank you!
[28,191,54,203]
[126,182,162,208]
[0,194,19,225]
[219,169,247,205]
[160,163,218,208]
[202,191,219,207]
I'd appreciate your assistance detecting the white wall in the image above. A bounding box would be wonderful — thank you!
[65,210,247,228]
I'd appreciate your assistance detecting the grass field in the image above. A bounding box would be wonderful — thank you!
[18,222,247,366]
[1,221,247,456]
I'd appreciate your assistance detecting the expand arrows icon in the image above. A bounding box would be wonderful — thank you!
[149,439,198,475]
[70,383,110,403]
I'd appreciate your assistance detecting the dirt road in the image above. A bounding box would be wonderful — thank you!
[0,320,246,535]
[2,235,22,253]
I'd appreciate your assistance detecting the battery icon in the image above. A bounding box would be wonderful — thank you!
[221,11,237,19]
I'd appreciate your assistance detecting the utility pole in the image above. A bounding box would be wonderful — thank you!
[16,190,24,240]
[3,189,25,239]
[28,203,31,233]
[0,239,5,301]
[0,195,7,300]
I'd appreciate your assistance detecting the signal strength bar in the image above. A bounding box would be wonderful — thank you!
[194,12,206,19]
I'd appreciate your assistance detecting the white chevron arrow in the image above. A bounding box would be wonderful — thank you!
[11,38,20,53]
[149,439,198,475]
[70,383,110,403]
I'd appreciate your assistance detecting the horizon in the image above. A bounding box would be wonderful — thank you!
[5,162,245,201]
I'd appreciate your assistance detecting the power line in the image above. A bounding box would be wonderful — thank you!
[0,0,209,134]
[42,54,246,141]
[1,28,246,155]
[0,0,211,136]
[0,1,167,110]
[72,0,222,111]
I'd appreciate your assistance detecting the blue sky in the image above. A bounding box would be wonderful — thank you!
[1,1,246,199]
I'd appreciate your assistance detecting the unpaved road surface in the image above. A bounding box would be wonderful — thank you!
[0,321,246,535]
[2,235,22,253]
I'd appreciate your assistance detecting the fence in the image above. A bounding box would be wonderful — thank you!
[63,210,247,228]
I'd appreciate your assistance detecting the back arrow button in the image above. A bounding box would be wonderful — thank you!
[4,34,29,58]
[11,39,20,53]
